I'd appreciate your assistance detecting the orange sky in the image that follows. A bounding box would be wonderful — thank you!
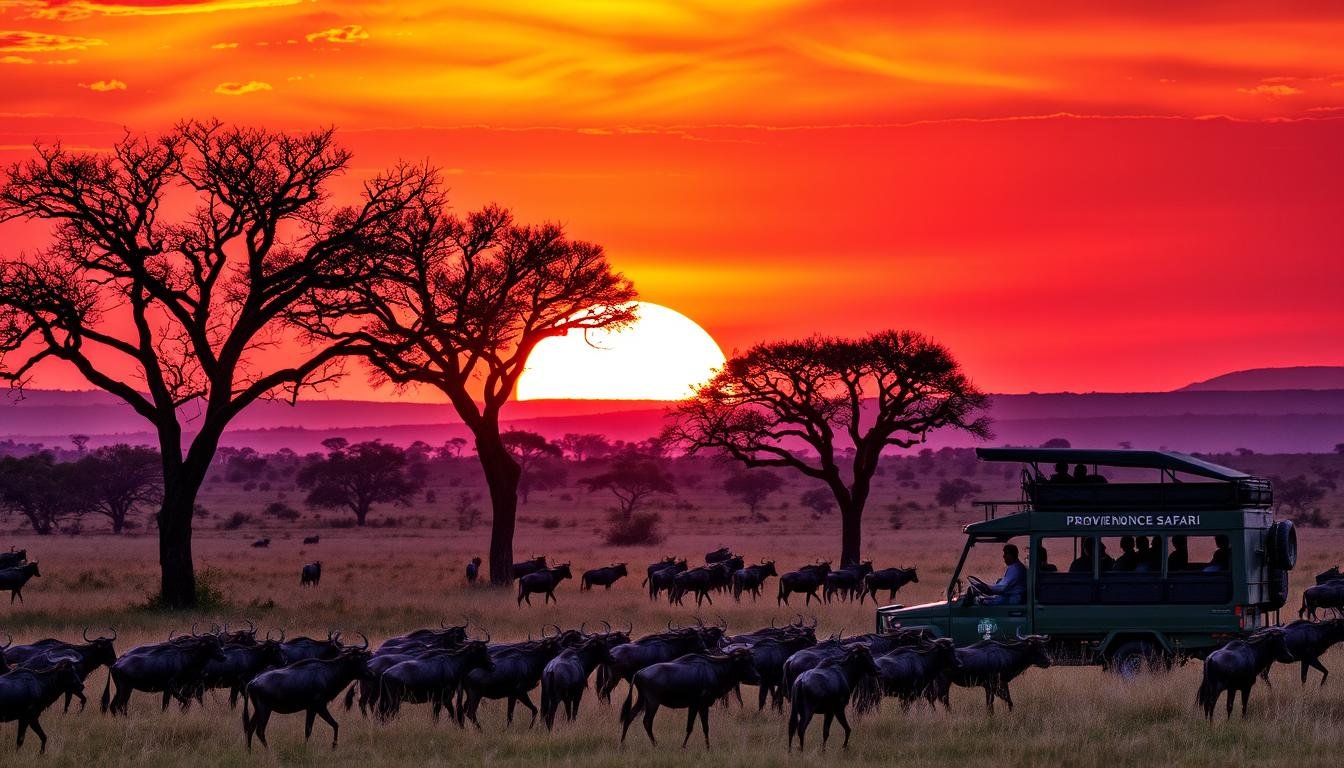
[2,1,1343,397]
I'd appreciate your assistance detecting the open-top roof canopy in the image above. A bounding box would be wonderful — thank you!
[975,447,1252,482]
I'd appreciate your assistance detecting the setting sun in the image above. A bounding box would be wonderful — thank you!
[516,302,726,401]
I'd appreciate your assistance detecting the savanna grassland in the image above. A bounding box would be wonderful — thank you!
[3,449,1344,768]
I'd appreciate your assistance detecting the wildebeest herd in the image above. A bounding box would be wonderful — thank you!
[1,607,1342,754]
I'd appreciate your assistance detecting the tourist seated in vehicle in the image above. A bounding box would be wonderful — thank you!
[1036,544,1058,573]
[1168,535,1190,572]
[1203,535,1231,572]
[1135,535,1159,572]
[973,544,1026,605]
[1071,463,1109,484]
[1114,535,1140,571]
[1049,461,1073,483]
[1069,538,1095,573]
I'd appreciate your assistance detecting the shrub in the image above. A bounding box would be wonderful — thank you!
[243,481,257,492]
[263,501,300,521]
[258,481,271,492]
[219,512,252,530]
[541,516,561,530]
[425,489,438,504]
[604,510,664,546]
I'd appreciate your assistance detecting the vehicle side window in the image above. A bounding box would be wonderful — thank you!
[1036,536,1094,604]
[1166,534,1232,604]
[1098,535,1164,604]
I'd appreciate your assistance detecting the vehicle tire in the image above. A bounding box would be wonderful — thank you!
[1267,520,1298,570]
[1265,568,1290,611]
[1109,640,1167,681]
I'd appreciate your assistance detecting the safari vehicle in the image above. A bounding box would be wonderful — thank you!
[876,448,1298,677]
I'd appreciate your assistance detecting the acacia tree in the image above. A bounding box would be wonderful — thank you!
[296,440,422,525]
[501,429,563,503]
[76,444,163,533]
[296,206,636,584]
[0,122,435,607]
[581,454,677,520]
[666,331,991,565]
[723,469,783,521]
[0,453,88,534]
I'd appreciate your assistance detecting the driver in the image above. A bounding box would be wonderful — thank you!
[977,544,1026,605]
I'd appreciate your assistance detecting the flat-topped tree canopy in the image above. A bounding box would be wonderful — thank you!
[975,447,1252,482]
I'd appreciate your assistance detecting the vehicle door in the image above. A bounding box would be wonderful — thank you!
[948,536,1031,644]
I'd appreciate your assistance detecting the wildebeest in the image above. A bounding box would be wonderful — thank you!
[731,560,777,602]
[646,559,688,601]
[778,562,831,606]
[191,635,287,710]
[868,638,961,710]
[930,633,1053,712]
[860,567,920,605]
[376,624,470,656]
[705,547,734,564]
[581,563,628,591]
[1300,580,1344,620]
[787,644,879,751]
[0,549,26,569]
[726,629,818,710]
[375,640,494,723]
[1262,619,1344,686]
[619,648,758,747]
[1317,566,1342,585]
[670,564,730,607]
[0,562,40,604]
[0,660,85,753]
[781,630,930,700]
[345,626,474,718]
[823,561,873,603]
[5,628,118,712]
[300,561,322,587]
[303,535,320,545]
[517,563,573,606]
[457,628,582,728]
[1197,627,1292,719]
[242,636,372,750]
[511,555,548,580]
[466,557,482,584]
[101,632,225,715]
[279,631,346,665]
[597,623,726,703]
[252,538,270,548]
[540,624,630,728]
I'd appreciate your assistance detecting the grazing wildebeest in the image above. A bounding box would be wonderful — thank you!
[252,538,270,548]
[242,636,371,750]
[300,561,322,587]
[375,640,494,723]
[1317,566,1342,585]
[1197,627,1292,719]
[458,628,581,728]
[823,561,873,604]
[517,563,573,606]
[642,556,678,586]
[778,562,831,606]
[0,562,40,604]
[670,564,729,607]
[466,557,482,584]
[303,535,320,545]
[540,625,630,728]
[345,626,475,718]
[0,549,26,569]
[279,632,346,665]
[787,644,879,751]
[868,638,961,710]
[101,632,225,715]
[726,630,818,711]
[0,660,85,753]
[597,623,726,703]
[376,624,470,656]
[6,628,118,712]
[511,555,548,581]
[860,567,920,605]
[191,636,287,710]
[646,559,688,601]
[705,547,734,564]
[929,633,1053,713]
[581,563,628,591]
[1300,580,1344,620]
[731,561,777,602]
[619,648,758,748]
[781,630,931,701]
[1261,619,1344,686]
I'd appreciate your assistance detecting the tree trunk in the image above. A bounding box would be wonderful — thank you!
[355,504,369,526]
[839,502,863,568]
[157,476,198,609]
[476,432,521,586]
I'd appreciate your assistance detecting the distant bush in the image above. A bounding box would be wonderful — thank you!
[425,489,437,504]
[219,512,252,530]
[258,481,271,492]
[263,501,300,521]
[243,481,257,492]
[604,509,664,546]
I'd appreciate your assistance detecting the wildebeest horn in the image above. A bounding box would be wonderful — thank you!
[168,629,177,640]
[580,622,588,636]
[549,623,563,637]
[716,614,727,629]
[667,619,679,631]
[244,619,256,634]
[83,626,92,642]
[601,620,612,632]
[190,622,200,637]
[481,628,491,642]
[266,629,278,641]
[770,616,778,628]
[107,627,117,641]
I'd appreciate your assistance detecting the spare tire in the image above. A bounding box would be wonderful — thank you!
[1268,520,1298,571]
[1265,568,1290,611]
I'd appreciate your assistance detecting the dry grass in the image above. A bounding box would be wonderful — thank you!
[3,519,1343,767]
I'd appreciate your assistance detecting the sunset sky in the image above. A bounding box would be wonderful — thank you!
[2,1,1342,397]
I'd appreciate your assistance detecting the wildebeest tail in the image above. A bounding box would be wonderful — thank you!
[619,679,639,727]
[100,672,112,714]
[851,674,882,715]
[786,684,801,747]
[376,677,401,723]
[242,688,252,732]
[1195,667,1218,715]
[595,663,613,703]
[343,682,359,711]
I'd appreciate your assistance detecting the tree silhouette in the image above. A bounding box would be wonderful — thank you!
[581,454,676,520]
[800,487,836,517]
[296,440,422,526]
[76,444,162,533]
[501,429,563,503]
[0,453,88,534]
[297,206,636,584]
[667,331,990,565]
[0,122,436,607]
[558,432,612,461]
[723,469,783,521]
[935,477,983,512]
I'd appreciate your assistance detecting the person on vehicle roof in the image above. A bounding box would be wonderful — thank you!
[1073,463,1108,484]
[977,544,1027,605]
[1050,461,1073,483]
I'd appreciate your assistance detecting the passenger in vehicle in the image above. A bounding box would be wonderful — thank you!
[1071,463,1108,483]
[1070,538,1096,573]
[1114,535,1140,571]
[977,544,1027,605]
[1097,540,1115,572]
[1050,461,1073,483]
[1204,535,1231,572]
[1134,535,1157,572]
[1036,544,1057,573]
[1168,535,1190,572]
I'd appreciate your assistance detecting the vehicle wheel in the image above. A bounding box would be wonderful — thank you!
[1268,520,1297,570]
[1110,641,1167,681]
[1266,568,1290,611]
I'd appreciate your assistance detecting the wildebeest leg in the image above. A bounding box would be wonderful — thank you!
[1240,686,1251,718]
[821,712,833,749]
[1306,657,1329,685]
[836,707,853,749]
[16,718,27,751]
[998,683,1014,711]
[505,696,517,725]
[162,689,173,711]
[619,689,644,743]
[253,707,272,749]
[305,709,318,741]
[698,704,711,747]
[314,704,340,749]
[682,707,697,747]
[517,692,539,727]
[758,683,770,711]
[29,716,47,753]
[983,684,995,713]
[464,692,483,730]
[1225,689,1235,720]
[641,699,660,745]
[795,706,814,750]
[570,688,584,720]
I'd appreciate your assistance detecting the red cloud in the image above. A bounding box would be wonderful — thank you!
[80,78,126,91]
[305,24,369,44]
[0,30,106,52]
[213,79,271,95]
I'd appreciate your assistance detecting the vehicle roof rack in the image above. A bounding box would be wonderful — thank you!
[974,447,1250,482]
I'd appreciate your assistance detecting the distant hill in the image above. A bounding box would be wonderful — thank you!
[1180,366,1344,392]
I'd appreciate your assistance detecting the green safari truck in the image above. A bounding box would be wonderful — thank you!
[876,448,1298,677]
